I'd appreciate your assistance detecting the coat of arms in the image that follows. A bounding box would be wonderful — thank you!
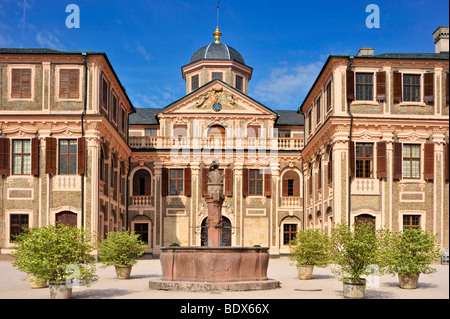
[195,89,237,110]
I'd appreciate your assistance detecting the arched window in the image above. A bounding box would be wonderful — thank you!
[133,169,151,196]
[282,170,300,197]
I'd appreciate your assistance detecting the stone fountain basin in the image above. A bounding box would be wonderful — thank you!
[159,246,270,282]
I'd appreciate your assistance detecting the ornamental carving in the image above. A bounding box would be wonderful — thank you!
[195,89,237,110]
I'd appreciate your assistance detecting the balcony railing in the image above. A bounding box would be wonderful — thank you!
[131,195,152,207]
[129,136,303,151]
[280,197,302,208]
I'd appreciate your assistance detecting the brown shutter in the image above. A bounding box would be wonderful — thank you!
[144,173,151,195]
[293,178,300,197]
[59,69,69,99]
[45,137,57,175]
[133,173,140,196]
[446,143,449,181]
[376,71,386,101]
[376,141,387,179]
[349,141,355,178]
[21,69,31,98]
[423,143,434,181]
[69,69,80,99]
[0,138,10,176]
[184,167,191,197]
[161,168,168,196]
[282,179,289,197]
[11,69,21,98]
[31,137,39,176]
[11,69,31,99]
[77,137,86,175]
[264,169,272,197]
[202,168,209,196]
[242,168,249,197]
[393,142,403,180]
[393,71,402,103]
[423,72,434,103]
[224,168,233,197]
[346,70,355,101]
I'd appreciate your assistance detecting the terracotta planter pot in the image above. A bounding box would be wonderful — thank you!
[296,265,314,280]
[28,274,47,289]
[398,273,420,289]
[49,282,72,299]
[115,265,132,280]
[343,280,365,299]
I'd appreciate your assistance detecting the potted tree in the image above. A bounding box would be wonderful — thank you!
[385,228,441,289]
[11,223,98,299]
[98,230,148,280]
[288,229,330,280]
[330,222,384,299]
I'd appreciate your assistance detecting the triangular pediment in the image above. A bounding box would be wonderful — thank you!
[158,80,277,118]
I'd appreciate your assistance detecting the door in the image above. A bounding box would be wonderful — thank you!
[55,211,77,227]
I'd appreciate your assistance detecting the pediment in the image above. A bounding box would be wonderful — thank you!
[158,80,277,118]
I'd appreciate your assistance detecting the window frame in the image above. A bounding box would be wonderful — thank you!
[402,144,421,180]
[355,72,374,101]
[8,66,35,101]
[355,142,374,178]
[235,75,244,91]
[211,72,223,81]
[403,74,421,102]
[283,223,297,245]
[58,139,78,175]
[248,169,263,196]
[191,74,199,91]
[169,168,184,196]
[403,214,421,230]
[10,214,29,242]
[12,139,31,175]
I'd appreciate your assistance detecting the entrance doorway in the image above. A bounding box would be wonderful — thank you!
[201,216,232,247]
[55,211,77,227]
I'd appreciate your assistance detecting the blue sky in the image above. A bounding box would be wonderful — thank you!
[0,0,448,110]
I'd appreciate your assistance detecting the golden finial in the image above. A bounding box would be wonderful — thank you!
[213,26,222,44]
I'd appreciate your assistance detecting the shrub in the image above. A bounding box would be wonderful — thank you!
[288,229,330,267]
[98,230,148,267]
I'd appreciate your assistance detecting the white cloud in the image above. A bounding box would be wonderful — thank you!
[135,85,181,109]
[36,31,64,49]
[136,42,152,61]
[253,61,324,110]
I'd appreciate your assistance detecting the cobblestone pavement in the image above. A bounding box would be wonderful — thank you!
[0,255,448,300]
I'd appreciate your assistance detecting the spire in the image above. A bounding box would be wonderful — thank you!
[213,26,222,44]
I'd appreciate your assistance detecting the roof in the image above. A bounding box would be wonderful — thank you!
[190,43,246,65]
[274,110,305,126]
[0,48,136,113]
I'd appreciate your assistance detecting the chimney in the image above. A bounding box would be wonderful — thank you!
[356,47,375,57]
[433,26,449,53]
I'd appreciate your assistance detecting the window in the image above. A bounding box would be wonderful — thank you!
[287,179,294,196]
[403,215,421,230]
[235,75,243,91]
[169,169,184,195]
[191,74,199,91]
[101,76,109,111]
[121,108,126,133]
[212,72,223,81]
[134,223,149,244]
[403,144,420,179]
[356,143,373,178]
[308,109,312,135]
[59,139,77,175]
[278,130,291,138]
[316,97,321,124]
[12,140,31,175]
[11,68,32,98]
[112,93,118,123]
[133,169,151,196]
[173,125,187,139]
[10,214,29,242]
[145,128,157,136]
[326,81,332,112]
[283,224,297,245]
[59,69,79,99]
[355,73,373,100]
[249,169,263,196]
[403,74,420,102]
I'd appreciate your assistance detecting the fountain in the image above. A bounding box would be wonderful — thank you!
[149,160,280,291]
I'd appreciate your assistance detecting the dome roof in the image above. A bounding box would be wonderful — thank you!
[189,43,246,65]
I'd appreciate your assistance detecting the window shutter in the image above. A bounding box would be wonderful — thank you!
[11,69,21,98]
[349,141,355,178]
[393,142,403,180]
[393,71,402,103]
[293,178,300,197]
[446,72,449,105]
[376,71,386,101]
[31,137,39,176]
[446,143,449,181]
[144,173,151,195]
[161,168,168,196]
[423,72,434,103]
[282,179,289,197]
[77,137,86,175]
[346,70,355,101]
[184,167,191,197]
[376,141,387,179]
[0,138,10,176]
[423,143,434,181]
[224,168,233,196]
[242,168,249,197]
[59,69,69,99]
[202,168,209,196]
[21,69,31,98]
[69,69,80,99]
[264,169,272,197]
[133,173,140,196]
[328,149,333,184]
[45,137,57,175]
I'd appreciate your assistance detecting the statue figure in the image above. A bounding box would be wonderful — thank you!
[205,159,225,247]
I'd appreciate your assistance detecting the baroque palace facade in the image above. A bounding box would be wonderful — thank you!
[0,26,448,256]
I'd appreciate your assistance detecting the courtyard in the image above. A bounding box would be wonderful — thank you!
[0,254,448,300]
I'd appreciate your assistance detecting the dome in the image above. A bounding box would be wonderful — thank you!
[189,43,246,65]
